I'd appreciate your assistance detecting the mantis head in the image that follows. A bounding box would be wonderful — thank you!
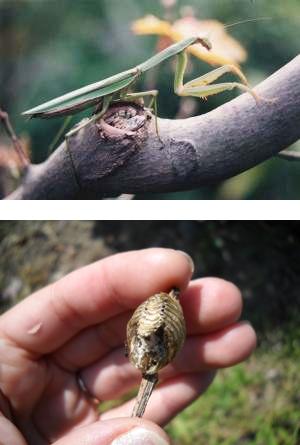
[196,36,212,51]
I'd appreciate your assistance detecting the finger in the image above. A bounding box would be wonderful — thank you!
[53,312,131,371]
[0,414,27,445]
[53,277,242,370]
[181,277,243,334]
[80,321,256,401]
[0,249,193,355]
[54,418,170,445]
[100,372,216,426]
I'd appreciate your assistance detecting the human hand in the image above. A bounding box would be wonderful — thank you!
[0,248,256,445]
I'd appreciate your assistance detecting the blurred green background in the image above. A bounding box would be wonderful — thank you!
[0,221,299,444]
[0,0,299,199]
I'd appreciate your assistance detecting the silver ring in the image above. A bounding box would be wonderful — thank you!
[76,372,101,407]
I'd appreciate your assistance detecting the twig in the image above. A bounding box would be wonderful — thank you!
[0,107,30,168]
[131,374,158,418]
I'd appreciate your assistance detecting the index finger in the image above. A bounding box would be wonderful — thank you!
[0,248,193,355]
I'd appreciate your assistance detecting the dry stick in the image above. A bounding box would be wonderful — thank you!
[132,374,158,418]
[0,107,30,168]
[6,56,300,200]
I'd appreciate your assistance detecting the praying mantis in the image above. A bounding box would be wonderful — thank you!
[22,35,258,140]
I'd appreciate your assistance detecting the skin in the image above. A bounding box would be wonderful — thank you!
[0,248,256,445]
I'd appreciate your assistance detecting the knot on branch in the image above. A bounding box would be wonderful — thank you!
[98,102,151,140]
[168,137,198,180]
[68,102,152,190]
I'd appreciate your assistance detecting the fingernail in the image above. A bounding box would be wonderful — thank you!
[177,250,195,274]
[111,427,169,445]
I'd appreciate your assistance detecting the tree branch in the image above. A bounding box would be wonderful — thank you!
[7,56,300,199]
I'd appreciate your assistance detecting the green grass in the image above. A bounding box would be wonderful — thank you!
[166,328,300,445]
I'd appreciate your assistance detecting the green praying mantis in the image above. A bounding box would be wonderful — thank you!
[22,35,258,140]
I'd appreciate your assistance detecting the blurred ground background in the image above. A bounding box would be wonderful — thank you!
[0,0,300,199]
[0,220,299,444]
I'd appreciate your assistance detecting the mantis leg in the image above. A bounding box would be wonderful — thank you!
[123,90,158,103]
[174,51,259,103]
[122,90,160,136]
[48,115,73,154]
[66,95,113,139]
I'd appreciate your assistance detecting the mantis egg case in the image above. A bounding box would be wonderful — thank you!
[126,289,186,375]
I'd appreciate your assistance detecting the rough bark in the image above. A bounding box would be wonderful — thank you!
[7,56,300,200]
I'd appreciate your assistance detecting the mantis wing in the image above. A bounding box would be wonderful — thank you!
[23,69,138,118]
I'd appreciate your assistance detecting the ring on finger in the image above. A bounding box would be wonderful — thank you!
[76,371,101,408]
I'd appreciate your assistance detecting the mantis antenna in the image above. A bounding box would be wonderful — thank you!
[222,16,272,31]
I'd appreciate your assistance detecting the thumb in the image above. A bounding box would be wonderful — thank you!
[54,417,170,445]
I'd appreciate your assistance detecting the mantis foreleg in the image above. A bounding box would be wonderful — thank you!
[174,51,259,103]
